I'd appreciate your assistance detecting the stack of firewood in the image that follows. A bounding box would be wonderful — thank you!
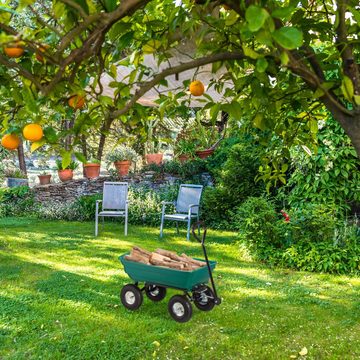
[125,246,206,271]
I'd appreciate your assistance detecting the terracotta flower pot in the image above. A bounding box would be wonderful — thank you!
[196,148,214,159]
[38,174,51,185]
[114,160,131,177]
[58,169,73,182]
[145,153,163,165]
[178,154,189,163]
[84,163,100,179]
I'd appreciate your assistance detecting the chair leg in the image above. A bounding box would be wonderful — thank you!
[125,214,128,236]
[95,212,98,236]
[187,217,191,241]
[197,214,200,235]
[160,214,164,238]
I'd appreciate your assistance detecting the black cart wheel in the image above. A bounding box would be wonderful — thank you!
[168,295,192,323]
[120,284,143,310]
[193,285,215,311]
[145,284,167,302]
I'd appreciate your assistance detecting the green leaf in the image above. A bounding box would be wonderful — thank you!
[117,31,134,51]
[43,127,58,144]
[74,152,87,163]
[256,57,268,73]
[225,10,239,26]
[104,0,117,12]
[253,113,266,130]
[30,139,46,152]
[309,119,318,134]
[242,45,259,59]
[60,150,72,170]
[272,27,303,49]
[272,6,295,20]
[341,76,354,102]
[280,51,289,65]
[245,5,269,32]
[354,95,360,106]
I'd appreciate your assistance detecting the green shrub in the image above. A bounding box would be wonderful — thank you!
[288,204,338,244]
[233,197,285,258]
[234,197,360,274]
[0,186,36,217]
[282,118,360,214]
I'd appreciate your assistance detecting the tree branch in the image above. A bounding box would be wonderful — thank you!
[336,0,360,95]
[110,52,245,119]
[0,55,43,91]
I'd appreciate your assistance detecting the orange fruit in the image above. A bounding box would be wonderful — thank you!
[23,124,43,142]
[4,42,24,58]
[1,134,20,150]
[68,95,85,109]
[36,44,50,62]
[189,80,205,96]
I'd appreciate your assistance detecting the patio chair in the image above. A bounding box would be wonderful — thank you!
[160,184,203,241]
[95,182,129,236]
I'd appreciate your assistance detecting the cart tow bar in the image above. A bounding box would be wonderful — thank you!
[192,221,221,305]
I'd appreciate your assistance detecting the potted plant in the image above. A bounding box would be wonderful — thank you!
[174,138,196,163]
[106,146,138,177]
[4,168,28,187]
[193,121,219,159]
[144,117,163,165]
[37,157,52,185]
[38,171,52,185]
[56,159,78,182]
[83,158,101,179]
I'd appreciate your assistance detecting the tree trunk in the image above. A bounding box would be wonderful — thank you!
[322,98,360,158]
[17,140,27,176]
[97,118,113,161]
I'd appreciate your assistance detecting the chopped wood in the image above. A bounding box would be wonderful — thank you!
[132,246,152,257]
[155,248,185,262]
[124,254,150,265]
[124,246,206,271]
[180,253,207,267]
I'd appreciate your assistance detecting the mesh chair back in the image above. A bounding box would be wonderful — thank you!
[102,182,128,210]
[176,184,203,214]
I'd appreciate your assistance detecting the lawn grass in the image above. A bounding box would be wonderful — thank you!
[0,217,359,360]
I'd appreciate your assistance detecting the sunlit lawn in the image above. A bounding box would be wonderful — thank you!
[0,217,359,359]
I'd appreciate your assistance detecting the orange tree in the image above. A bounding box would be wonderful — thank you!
[0,0,360,172]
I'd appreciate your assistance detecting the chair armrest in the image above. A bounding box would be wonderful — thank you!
[95,199,102,213]
[161,201,175,215]
[188,204,199,215]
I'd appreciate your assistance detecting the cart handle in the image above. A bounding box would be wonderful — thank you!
[191,221,207,244]
[191,221,221,305]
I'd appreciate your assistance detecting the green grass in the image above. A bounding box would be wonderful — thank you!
[0,217,359,360]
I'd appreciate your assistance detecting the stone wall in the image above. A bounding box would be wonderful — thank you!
[33,176,111,203]
[32,171,213,203]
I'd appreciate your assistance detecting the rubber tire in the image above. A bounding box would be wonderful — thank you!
[144,284,167,302]
[120,284,143,310]
[193,285,216,311]
[168,295,193,323]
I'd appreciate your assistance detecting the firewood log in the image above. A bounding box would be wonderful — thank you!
[125,254,150,265]
[155,248,185,262]
[149,257,187,270]
[132,246,152,257]
[180,253,206,267]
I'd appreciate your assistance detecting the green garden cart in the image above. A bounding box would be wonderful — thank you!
[119,222,221,322]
